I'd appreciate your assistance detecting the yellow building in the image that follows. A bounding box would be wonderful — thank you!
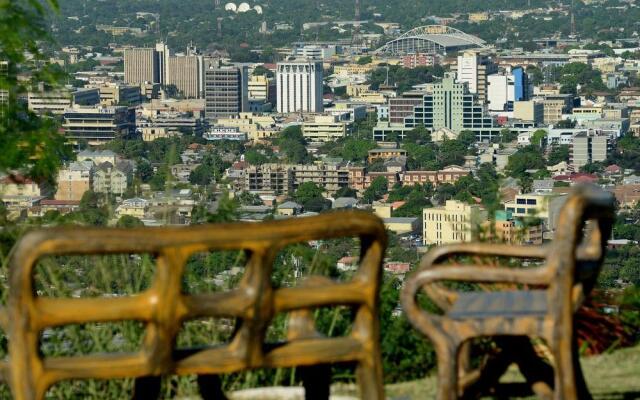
[423,200,487,246]
[116,198,148,219]
[468,12,490,22]
[301,115,348,143]
[215,113,279,140]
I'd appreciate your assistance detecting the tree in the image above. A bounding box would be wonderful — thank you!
[189,164,214,186]
[547,144,570,166]
[500,128,517,143]
[363,176,388,203]
[0,0,73,185]
[356,56,372,65]
[506,145,546,179]
[302,196,331,212]
[339,138,377,162]
[207,192,239,223]
[137,161,154,183]
[335,186,357,198]
[531,129,547,147]
[116,215,144,228]
[276,126,311,164]
[294,182,324,205]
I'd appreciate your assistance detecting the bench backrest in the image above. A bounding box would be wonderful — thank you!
[0,211,386,400]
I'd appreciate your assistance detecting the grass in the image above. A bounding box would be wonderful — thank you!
[224,345,640,399]
[380,345,640,399]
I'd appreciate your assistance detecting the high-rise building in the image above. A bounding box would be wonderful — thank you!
[167,54,203,98]
[456,50,497,104]
[155,42,170,85]
[124,48,159,85]
[62,105,135,144]
[276,60,323,114]
[487,66,530,112]
[124,42,170,85]
[402,72,499,141]
[423,200,487,245]
[204,59,248,120]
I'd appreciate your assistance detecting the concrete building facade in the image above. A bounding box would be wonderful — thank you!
[204,60,248,120]
[423,200,487,245]
[276,60,323,114]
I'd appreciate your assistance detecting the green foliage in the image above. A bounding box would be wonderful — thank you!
[206,191,239,223]
[0,0,73,185]
[363,176,389,204]
[530,129,547,147]
[116,215,144,228]
[275,126,312,164]
[506,145,546,179]
[323,137,377,163]
[549,62,608,95]
[547,144,570,166]
[500,128,517,143]
[356,56,372,65]
[237,191,263,206]
[368,65,444,94]
[610,136,640,172]
[294,182,324,205]
[580,161,605,174]
[392,184,433,218]
[334,186,357,198]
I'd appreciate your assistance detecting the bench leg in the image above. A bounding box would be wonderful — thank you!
[436,342,459,400]
[550,334,589,400]
[300,364,331,400]
[356,358,384,400]
[132,376,161,400]
[197,374,227,399]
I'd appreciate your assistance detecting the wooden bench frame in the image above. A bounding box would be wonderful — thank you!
[0,211,387,400]
[401,185,615,400]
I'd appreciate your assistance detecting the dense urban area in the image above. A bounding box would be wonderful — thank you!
[1,0,640,398]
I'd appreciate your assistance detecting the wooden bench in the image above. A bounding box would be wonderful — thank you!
[401,185,615,400]
[0,211,387,400]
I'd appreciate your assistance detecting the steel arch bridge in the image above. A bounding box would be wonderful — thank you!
[374,25,486,56]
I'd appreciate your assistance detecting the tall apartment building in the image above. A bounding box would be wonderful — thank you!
[456,50,497,104]
[571,131,609,169]
[167,53,204,98]
[204,59,248,120]
[402,72,499,141]
[243,164,293,195]
[423,200,487,245]
[124,48,159,85]
[291,163,349,192]
[276,60,323,114]
[62,105,135,144]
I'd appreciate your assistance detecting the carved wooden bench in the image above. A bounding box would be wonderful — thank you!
[0,211,387,400]
[401,185,615,400]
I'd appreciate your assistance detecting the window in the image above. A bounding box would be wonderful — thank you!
[517,208,526,214]
[526,199,537,205]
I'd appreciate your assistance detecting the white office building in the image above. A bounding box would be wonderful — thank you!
[276,60,323,114]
